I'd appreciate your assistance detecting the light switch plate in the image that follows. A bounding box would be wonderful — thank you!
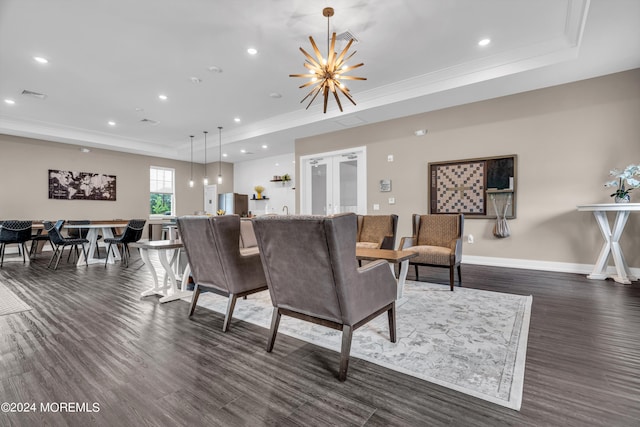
[373,204,380,211]
[387,154,394,162]
[388,197,395,204]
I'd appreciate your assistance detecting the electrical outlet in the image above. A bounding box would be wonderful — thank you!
[373,204,380,211]
[388,197,395,204]
[387,154,394,162]
[467,234,474,244]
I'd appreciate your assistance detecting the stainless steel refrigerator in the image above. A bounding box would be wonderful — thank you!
[217,193,249,216]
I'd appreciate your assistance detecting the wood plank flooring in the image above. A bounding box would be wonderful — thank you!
[0,254,639,426]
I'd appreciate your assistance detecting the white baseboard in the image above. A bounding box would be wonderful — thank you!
[463,255,640,278]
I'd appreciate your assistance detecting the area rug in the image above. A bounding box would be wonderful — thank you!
[0,282,32,316]
[195,281,532,410]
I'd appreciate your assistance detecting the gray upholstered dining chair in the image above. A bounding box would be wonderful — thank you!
[0,220,32,267]
[399,214,464,291]
[177,215,267,332]
[253,213,397,381]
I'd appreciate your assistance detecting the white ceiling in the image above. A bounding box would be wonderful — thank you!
[1,0,639,163]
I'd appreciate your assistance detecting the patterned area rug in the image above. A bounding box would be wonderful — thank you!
[196,281,532,410]
[0,282,32,316]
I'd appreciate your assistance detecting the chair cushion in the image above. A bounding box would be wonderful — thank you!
[406,245,453,266]
[358,216,392,244]
[356,241,380,249]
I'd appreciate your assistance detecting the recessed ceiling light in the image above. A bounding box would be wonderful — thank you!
[4,99,15,105]
[414,129,427,136]
[208,65,223,73]
[240,149,247,153]
[275,163,280,166]
[108,121,116,126]
[234,117,241,123]
[33,56,48,64]
[80,147,91,153]
[269,92,282,99]
[478,38,491,46]
[262,145,268,149]
[247,48,258,55]
[189,77,202,84]
[222,153,228,158]
[158,94,168,100]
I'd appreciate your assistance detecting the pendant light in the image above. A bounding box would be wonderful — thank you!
[289,6,366,113]
[217,126,223,184]
[203,131,209,185]
[188,135,194,188]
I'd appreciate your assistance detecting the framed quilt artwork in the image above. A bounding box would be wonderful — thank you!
[429,155,517,219]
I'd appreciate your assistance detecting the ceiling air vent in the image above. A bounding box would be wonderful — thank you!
[140,118,159,125]
[21,89,47,100]
[336,30,359,44]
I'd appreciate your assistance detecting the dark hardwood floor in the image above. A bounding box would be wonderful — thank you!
[0,253,639,426]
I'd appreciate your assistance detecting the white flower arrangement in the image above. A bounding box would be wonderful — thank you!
[604,164,640,199]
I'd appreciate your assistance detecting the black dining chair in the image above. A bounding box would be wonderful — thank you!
[66,220,102,258]
[44,221,89,270]
[0,220,33,267]
[30,220,65,259]
[104,219,146,267]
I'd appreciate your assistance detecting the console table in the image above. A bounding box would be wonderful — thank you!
[577,203,640,284]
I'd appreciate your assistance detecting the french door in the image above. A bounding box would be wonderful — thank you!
[300,147,366,215]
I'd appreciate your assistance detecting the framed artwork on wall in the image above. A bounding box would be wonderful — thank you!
[428,155,516,219]
[48,169,117,201]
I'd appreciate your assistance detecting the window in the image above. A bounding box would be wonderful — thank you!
[150,166,175,216]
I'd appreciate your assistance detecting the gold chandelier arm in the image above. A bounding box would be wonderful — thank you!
[327,33,337,69]
[299,47,322,69]
[333,90,344,112]
[334,39,354,65]
[335,62,365,74]
[302,84,323,105]
[337,84,357,105]
[309,36,325,64]
[290,73,317,78]
[322,86,329,113]
[336,75,367,81]
[298,79,322,89]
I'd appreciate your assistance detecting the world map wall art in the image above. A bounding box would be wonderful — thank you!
[48,169,116,201]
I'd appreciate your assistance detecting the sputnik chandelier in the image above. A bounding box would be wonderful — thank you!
[289,7,366,113]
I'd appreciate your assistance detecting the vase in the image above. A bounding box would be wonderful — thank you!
[614,194,631,203]
[257,192,262,199]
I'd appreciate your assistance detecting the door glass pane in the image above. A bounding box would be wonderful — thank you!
[311,164,327,215]
[339,160,358,213]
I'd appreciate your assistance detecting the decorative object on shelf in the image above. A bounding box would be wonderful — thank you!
[289,7,366,113]
[282,173,291,182]
[491,194,511,238]
[216,209,225,216]
[203,131,209,185]
[379,179,391,192]
[254,185,265,199]
[188,135,195,188]
[217,126,223,184]
[605,164,639,203]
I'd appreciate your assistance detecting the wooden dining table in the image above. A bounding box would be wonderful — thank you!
[356,247,418,299]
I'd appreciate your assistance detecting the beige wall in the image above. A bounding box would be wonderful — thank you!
[296,69,640,268]
[0,135,235,220]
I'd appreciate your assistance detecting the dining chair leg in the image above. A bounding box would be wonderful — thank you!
[47,246,58,268]
[266,308,281,352]
[54,246,65,270]
[0,243,5,267]
[188,285,201,317]
[457,264,462,286]
[449,266,455,291]
[339,325,354,381]
[80,244,88,267]
[387,302,397,343]
[222,294,238,332]
[21,243,27,263]
[414,264,419,281]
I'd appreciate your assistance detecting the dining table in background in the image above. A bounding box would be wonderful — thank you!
[63,222,129,266]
